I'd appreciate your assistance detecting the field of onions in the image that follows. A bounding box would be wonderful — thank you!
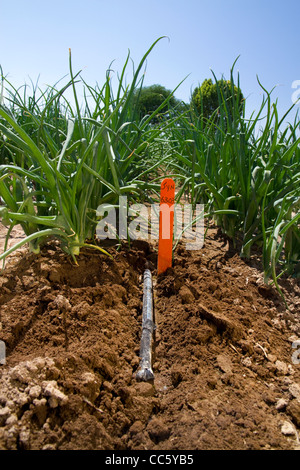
[0,39,299,451]
[1,39,299,290]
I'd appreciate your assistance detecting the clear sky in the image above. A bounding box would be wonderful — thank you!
[1,0,300,126]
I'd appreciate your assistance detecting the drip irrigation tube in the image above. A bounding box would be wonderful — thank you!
[136,269,155,382]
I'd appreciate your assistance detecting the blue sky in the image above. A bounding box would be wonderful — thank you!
[1,0,300,125]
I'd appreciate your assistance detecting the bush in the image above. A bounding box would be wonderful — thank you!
[132,84,183,122]
[191,78,244,123]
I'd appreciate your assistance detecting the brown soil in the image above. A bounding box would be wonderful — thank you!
[0,223,299,450]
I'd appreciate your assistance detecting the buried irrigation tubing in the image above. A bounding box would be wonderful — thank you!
[136,269,156,382]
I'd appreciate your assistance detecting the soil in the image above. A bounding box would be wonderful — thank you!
[0,222,300,451]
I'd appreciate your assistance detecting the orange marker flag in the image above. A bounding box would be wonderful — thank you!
[157,178,175,275]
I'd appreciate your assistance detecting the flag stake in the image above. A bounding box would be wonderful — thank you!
[157,178,175,275]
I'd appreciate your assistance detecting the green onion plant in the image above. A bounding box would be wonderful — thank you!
[0,38,179,265]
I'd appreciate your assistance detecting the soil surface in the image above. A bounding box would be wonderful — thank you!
[0,222,300,450]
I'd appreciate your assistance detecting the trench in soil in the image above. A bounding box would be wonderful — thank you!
[0,226,300,450]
